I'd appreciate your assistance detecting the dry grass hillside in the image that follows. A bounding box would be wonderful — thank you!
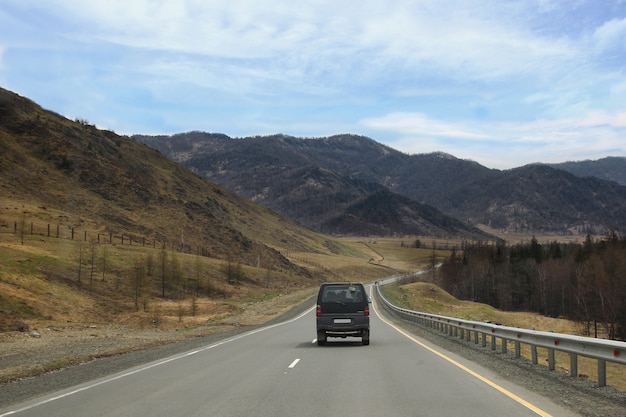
[1,87,409,332]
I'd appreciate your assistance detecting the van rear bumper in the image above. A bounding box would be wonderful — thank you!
[316,316,369,335]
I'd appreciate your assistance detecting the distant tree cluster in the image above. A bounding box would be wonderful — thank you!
[437,231,626,340]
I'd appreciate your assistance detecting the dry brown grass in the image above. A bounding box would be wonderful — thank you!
[0,204,408,334]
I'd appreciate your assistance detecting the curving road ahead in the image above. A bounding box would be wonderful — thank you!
[1,290,580,417]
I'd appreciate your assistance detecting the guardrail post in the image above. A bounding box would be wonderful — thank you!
[491,334,497,351]
[531,345,538,364]
[598,359,607,387]
[481,332,487,348]
[515,341,521,358]
[501,339,507,354]
[474,331,479,345]
[548,348,555,370]
[569,353,578,377]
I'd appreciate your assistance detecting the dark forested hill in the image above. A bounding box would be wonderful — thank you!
[548,157,626,186]
[136,132,626,237]
[135,133,494,239]
[447,164,626,233]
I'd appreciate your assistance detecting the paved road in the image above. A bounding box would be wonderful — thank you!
[1,292,580,417]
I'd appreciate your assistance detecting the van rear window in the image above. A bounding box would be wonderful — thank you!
[321,285,364,303]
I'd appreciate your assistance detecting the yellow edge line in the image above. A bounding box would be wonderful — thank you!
[370,289,554,417]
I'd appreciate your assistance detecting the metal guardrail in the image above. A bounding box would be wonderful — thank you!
[374,282,626,388]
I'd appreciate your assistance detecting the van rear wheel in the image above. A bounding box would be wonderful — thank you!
[362,330,370,345]
[317,331,326,346]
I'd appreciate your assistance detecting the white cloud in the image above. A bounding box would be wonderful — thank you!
[593,17,626,52]
[362,110,626,168]
[362,112,491,140]
[576,110,626,127]
[9,0,583,84]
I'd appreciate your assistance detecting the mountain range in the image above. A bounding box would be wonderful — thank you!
[3,83,624,243]
[135,132,626,237]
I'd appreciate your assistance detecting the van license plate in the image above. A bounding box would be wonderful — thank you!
[334,318,351,324]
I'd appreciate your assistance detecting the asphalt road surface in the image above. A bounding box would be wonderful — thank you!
[1,291,581,417]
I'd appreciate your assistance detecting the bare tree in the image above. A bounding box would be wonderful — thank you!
[77,243,83,282]
[101,246,107,282]
[160,243,167,297]
[265,268,272,288]
[89,240,97,287]
[223,256,244,285]
[134,258,147,310]
[18,213,27,245]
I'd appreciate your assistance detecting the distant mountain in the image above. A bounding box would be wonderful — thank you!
[135,133,493,239]
[135,132,626,237]
[449,164,626,233]
[135,132,626,234]
[547,157,626,186]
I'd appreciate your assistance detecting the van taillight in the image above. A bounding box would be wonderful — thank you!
[364,305,369,317]
[316,305,321,317]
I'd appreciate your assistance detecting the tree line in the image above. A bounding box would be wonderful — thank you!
[437,231,626,340]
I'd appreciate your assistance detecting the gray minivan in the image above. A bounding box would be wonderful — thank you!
[315,282,370,345]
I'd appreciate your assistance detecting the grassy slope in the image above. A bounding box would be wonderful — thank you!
[0,202,396,332]
[0,87,402,331]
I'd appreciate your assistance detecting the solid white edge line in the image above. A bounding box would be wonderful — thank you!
[0,305,317,417]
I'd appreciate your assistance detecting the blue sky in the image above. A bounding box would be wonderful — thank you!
[1,0,625,169]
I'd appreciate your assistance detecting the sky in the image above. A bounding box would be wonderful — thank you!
[1,1,625,169]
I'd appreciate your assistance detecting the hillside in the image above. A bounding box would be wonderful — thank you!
[136,132,626,236]
[0,87,396,336]
[0,88,326,268]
